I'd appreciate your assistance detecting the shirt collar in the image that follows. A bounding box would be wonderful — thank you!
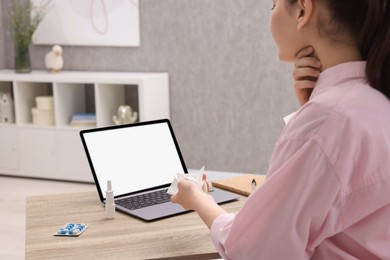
[310,61,367,99]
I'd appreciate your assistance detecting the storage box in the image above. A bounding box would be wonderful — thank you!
[36,96,54,110]
[32,107,55,125]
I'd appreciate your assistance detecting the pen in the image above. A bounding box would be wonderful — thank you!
[251,178,257,193]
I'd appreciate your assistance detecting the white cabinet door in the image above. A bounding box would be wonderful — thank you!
[0,126,18,170]
[56,130,93,182]
[19,128,56,178]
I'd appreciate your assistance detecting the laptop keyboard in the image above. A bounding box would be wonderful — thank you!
[115,189,171,211]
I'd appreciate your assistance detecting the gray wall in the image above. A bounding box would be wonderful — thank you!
[0,0,6,69]
[1,0,298,174]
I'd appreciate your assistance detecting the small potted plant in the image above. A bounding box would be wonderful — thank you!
[8,0,49,73]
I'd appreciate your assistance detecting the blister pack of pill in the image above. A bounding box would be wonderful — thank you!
[53,223,88,237]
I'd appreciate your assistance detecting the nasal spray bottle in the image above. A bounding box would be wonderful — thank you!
[105,180,116,219]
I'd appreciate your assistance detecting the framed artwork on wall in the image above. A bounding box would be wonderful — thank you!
[32,0,140,47]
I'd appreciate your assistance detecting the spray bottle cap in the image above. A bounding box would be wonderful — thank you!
[107,180,112,191]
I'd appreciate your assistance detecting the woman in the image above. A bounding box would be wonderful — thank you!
[171,0,390,258]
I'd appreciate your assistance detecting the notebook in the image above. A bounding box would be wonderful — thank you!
[212,174,266,196]
[80,119,239,221]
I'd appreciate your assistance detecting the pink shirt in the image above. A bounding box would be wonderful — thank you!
[210,62,390,259]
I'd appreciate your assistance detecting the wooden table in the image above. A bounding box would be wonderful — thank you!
[26,191,245,259]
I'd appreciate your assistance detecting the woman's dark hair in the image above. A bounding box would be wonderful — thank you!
[289,0,390,99]
[327,0,390,99]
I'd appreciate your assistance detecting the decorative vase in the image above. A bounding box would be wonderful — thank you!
[15,44,31,73]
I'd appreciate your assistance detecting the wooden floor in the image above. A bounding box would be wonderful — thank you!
[0,175,95,260]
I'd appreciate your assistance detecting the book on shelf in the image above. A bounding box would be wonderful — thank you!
[70,113,96,127]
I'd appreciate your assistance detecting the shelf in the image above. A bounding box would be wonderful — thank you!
[0,70,169,182]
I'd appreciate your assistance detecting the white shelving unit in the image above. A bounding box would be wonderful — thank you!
[0,70,169,182]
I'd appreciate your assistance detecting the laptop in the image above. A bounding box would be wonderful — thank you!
[80,119,239,221]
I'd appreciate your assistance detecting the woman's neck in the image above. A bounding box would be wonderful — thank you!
[312,38,363,71]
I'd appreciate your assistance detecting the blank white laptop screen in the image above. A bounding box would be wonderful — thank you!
[81,121,186,200]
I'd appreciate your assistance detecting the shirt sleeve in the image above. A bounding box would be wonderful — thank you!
[210,138,341,259]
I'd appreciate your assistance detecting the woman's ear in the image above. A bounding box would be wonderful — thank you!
[297,0,313,30]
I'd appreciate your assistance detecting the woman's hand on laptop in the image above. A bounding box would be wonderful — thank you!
[171,179,205,210]
[171,179,227,229]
